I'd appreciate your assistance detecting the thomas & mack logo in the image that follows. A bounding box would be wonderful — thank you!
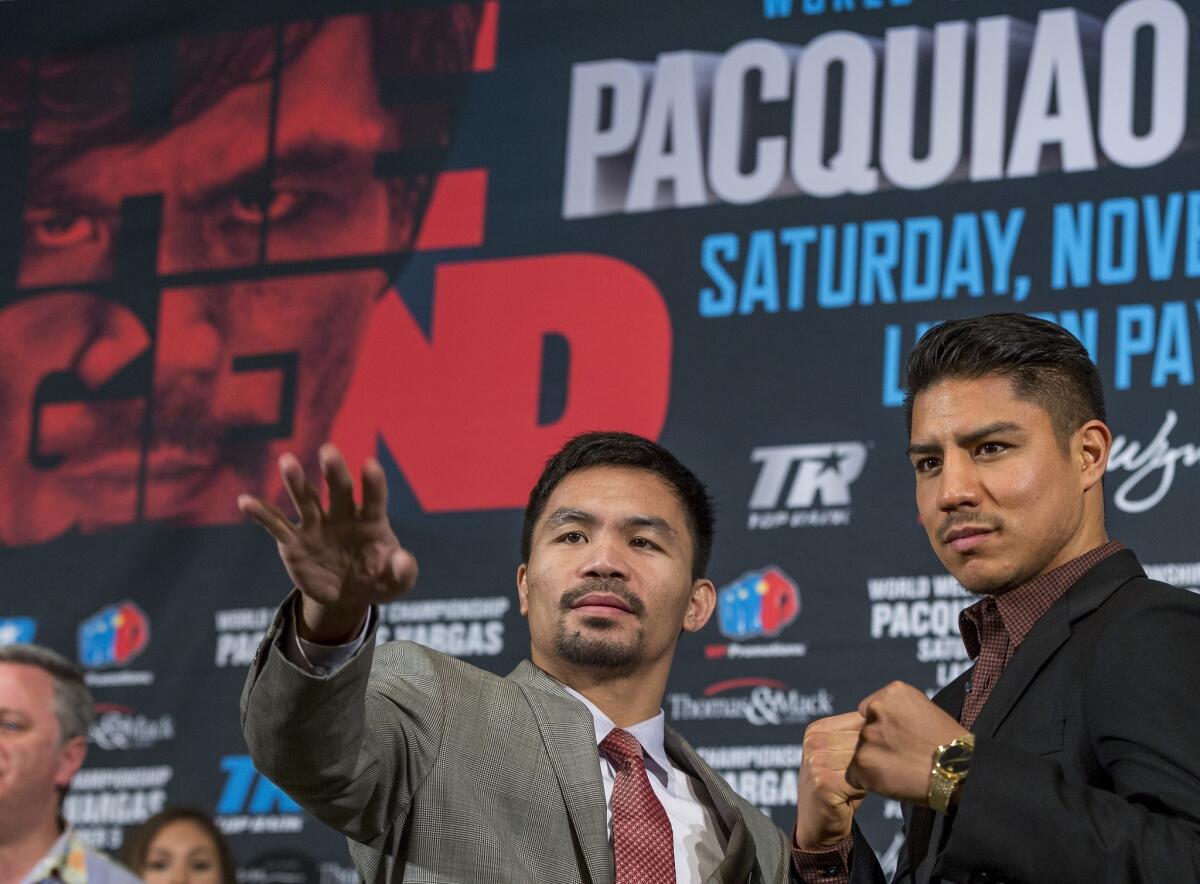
[89,703,176,751]
[667,678,833,727]
[706,567,807,660]
[747,442,867,529]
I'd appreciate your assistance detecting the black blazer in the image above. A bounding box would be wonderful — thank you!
[850,548,1200,884]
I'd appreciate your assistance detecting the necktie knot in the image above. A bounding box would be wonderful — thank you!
[601,728,645,770]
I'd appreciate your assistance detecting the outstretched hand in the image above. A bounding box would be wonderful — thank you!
[238,443,417,642]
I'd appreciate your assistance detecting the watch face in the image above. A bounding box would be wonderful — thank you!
[939,744,972,775]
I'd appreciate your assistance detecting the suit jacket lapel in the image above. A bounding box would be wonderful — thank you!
[665,730,755,884]
[971,550,1143,738]
[509,661,613,884]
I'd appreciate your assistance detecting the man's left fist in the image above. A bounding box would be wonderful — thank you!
[846,681,969,804]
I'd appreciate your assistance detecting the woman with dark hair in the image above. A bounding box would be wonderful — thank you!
[120,808,236,884]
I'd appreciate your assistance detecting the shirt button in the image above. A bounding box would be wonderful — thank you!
[821,867,840,877]
[313,666,328,677]
[964,680,973,693]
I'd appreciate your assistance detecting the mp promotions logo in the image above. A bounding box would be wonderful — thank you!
[79,602,150,668]
[78,601,154,688]
[747,442,867,529]
[707,567,807,661]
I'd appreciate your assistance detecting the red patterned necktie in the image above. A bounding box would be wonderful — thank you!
[600,728,676,884]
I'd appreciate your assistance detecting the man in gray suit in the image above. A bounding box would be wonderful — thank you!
[239,432,797,883]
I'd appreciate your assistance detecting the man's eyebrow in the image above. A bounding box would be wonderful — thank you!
[622,514,678,537]
[906,421,1026,457]
[542,508,595,530]
[189,139,359,206]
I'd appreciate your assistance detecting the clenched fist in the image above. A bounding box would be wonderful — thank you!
[846,681,968,805]
[794,711,868,849]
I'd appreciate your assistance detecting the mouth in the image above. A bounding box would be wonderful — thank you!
[942,526,995,553]
[570,593,636,618]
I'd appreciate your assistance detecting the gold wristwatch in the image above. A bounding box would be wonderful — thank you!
[927,733,975,814]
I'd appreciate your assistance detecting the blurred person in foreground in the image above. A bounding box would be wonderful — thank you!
[0,644,141,884]
[792,314,1200,882]
[120,809,235,884]
[239,431,811,882]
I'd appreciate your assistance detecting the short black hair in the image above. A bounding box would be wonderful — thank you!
[903,313,1106,444]
[521,432,715,581]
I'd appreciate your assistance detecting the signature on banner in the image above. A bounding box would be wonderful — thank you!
[1108,411,1200,514]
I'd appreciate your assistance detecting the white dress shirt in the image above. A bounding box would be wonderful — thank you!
[288,608,730,882]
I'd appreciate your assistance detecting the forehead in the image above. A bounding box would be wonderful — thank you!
[0,662,58,716]
[150,818,217,851]
[39,18,384,195]
[910,374,1053,439]
[540,466,688,525]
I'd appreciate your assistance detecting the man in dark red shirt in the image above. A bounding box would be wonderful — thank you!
[791,313,1200,882]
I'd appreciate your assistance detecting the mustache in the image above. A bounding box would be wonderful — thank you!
[936,511,1002,543]
[559,578,646,618]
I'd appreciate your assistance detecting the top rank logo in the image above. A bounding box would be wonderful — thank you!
[747,442,867,529]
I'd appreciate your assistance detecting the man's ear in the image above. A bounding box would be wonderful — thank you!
[516,563,530,616]
[682,579,716,633]
[1076,419,1112,491]
[55,735,87,791]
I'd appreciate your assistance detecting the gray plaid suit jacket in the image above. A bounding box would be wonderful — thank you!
[241,599,795,883]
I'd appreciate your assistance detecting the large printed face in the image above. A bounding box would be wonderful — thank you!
[0,663,86,836]
[0,14,462,543]
[517,466,714,679]
[908,374,1097,595]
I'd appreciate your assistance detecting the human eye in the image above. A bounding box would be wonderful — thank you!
[557,531,587,544]
[976,441,1010,457]
[0,715,29,734]
[226,187,312,227]
[25,205,108,249]
[630,536,662,551]
[912,456,941,474]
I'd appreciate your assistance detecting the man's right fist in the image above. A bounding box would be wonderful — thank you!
[794,711,868,850]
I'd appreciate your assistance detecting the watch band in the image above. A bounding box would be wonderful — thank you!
[927,733,975,814]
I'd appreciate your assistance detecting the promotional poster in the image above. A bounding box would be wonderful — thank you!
[1,0,1197,878]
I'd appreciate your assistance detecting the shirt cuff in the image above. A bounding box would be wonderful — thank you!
[790,832,852,884]
[283,596,373,678]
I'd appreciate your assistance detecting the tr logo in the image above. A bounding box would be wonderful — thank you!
[749,443,867,509]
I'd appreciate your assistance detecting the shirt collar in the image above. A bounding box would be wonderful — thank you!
[562,684,672,788]
[959,540,1125,658]
[22,824,87,884]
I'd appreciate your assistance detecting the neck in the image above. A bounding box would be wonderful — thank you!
[535,654,671,728]
[0,812,62,884]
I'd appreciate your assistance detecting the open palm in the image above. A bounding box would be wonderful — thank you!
[238,444,417,637]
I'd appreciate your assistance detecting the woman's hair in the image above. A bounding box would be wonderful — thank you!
[119,807,237,884]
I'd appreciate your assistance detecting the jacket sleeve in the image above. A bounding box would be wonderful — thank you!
[936,589,1200,882]
[239,592,445,843]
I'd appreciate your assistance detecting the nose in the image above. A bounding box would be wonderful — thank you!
[936,450,980,511]
[580,535,630,581]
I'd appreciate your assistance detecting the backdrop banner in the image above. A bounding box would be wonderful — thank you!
[2,0,1198,878]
